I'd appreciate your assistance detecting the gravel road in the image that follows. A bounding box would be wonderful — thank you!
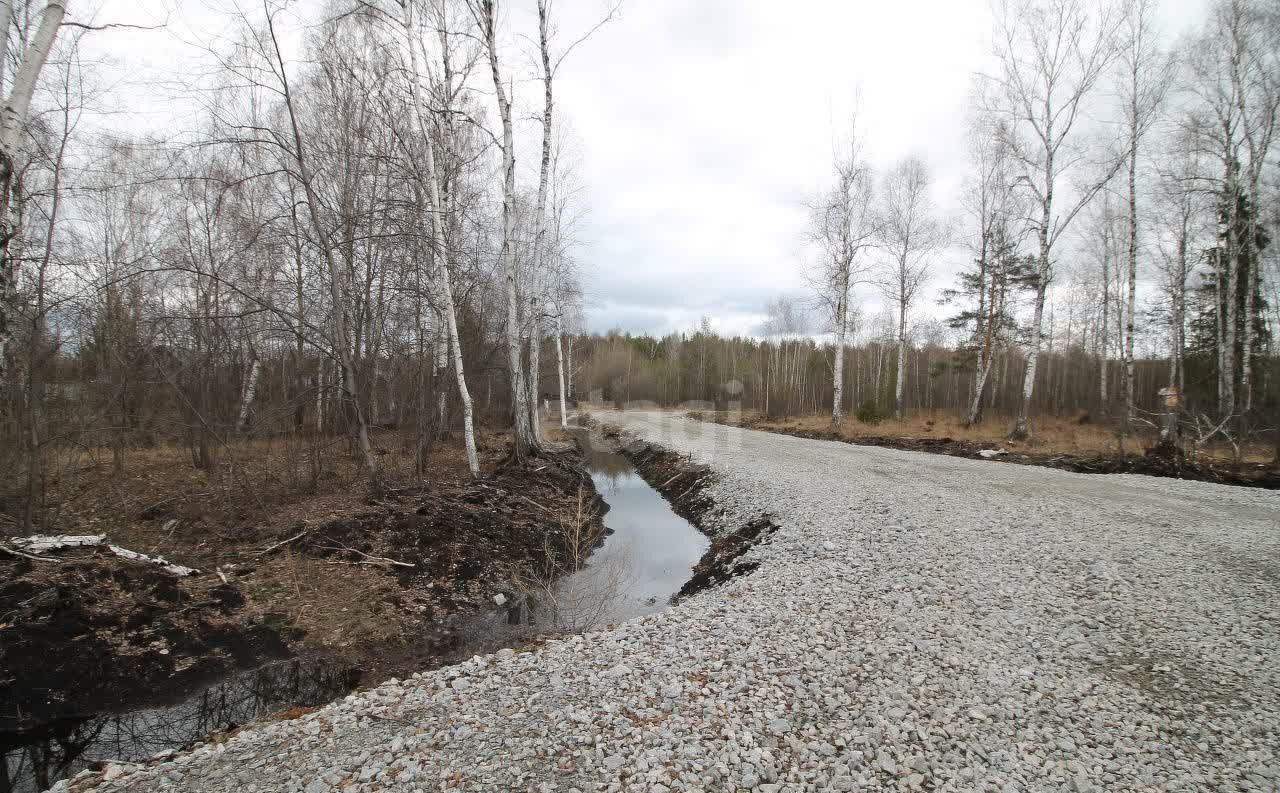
[68,411,1280,793]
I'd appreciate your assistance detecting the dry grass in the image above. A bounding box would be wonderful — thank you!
[7,428,508,655]
[727,410,1272,463]
[23,428,505,561]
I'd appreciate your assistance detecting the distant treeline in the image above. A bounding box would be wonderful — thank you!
[571,329,1280,432]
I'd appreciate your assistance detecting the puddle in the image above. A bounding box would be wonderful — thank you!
[1,426,708,792]
[0,657,358,793]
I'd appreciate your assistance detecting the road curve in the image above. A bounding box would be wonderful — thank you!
[71,410,1280,793]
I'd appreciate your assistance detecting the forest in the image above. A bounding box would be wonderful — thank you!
[575,0,1280,460]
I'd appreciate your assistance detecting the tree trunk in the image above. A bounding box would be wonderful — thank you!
[831,269,848,426]
[0,0,66,384]
[894,303,907,421]
[554,314,568,427]
[236,349,261,433]
[1099,210,1110,417]
[1012,153,1053,441]
[1221,158,1240,419]
[478,0,536,459]
[1123,120,1138,432]
[403,0,478,477]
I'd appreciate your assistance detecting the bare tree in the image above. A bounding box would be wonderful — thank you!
[951,111,1031,426]
[470,0,537,459]
[1186,0,1280,417]
[806,124,876,426]
[400,0,479,476]
[988,0,1121,439]
[1152,126,1209,397]
[258,1,380,486]
[876,155,946,421]
[1116,0,1172,431]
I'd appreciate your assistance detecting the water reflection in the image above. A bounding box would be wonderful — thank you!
[454,427,708,646]
[0,658,357,793]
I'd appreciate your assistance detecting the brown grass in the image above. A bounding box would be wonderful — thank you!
[726,410,1272,464]
[8,428,511,654]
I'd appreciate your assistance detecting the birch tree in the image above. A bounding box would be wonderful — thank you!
[1186,0,1279,418]
[988,0,1121,439]
[399,0,479,476]
[950,113,1031,426]
[0,0,68,380]
[807,130,875,426]
[1116,0,1172,431]
[470,0,537,459]
[876,155,945,421]
[1153,127,1208,396]
[256,2,380,486]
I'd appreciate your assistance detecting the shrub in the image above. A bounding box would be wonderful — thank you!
[855,400,885,425]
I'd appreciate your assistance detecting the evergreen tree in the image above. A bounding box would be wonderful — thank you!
[1187,183,1270,411]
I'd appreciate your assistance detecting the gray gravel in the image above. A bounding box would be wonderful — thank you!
[66,411,1280,792]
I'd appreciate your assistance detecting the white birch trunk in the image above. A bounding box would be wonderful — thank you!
[1100,215,1110,415]
[478,0,535,458]
[237,351,261,433]
[554,313,568,427]
[403,0,478,476]
[1012,251,1049,439]
[1123,108,1139,431]
[1222,158,1239,419]
[894,307,907,421]
[434,324,449,434]
[831,271,848,426]
[0,0,67,382]
[526,308,542,440]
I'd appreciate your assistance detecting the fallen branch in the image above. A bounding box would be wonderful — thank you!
[517,495,550,514]
[258,528,310,556]
[0,543,62,562]
[107,545,198,576]
[659,471,686,489]
[319,543,414,568]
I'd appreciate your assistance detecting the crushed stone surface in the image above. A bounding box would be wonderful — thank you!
[67,411,1280,792]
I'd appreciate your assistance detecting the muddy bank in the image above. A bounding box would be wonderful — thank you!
[0,444,604,746]
[690,411,1280,489]
[591,421,778,599]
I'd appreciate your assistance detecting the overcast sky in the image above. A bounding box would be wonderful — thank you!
[544,0,1213,337]
[85,0,1212,338]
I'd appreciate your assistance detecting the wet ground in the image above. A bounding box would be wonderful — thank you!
[1,658,358,793]
[2,426,711,793]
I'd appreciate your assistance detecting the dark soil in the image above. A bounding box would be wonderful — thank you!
[0,443,603,746]
[694,413,1280,489]
[593,422,779,599]
[0,555,290,743]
